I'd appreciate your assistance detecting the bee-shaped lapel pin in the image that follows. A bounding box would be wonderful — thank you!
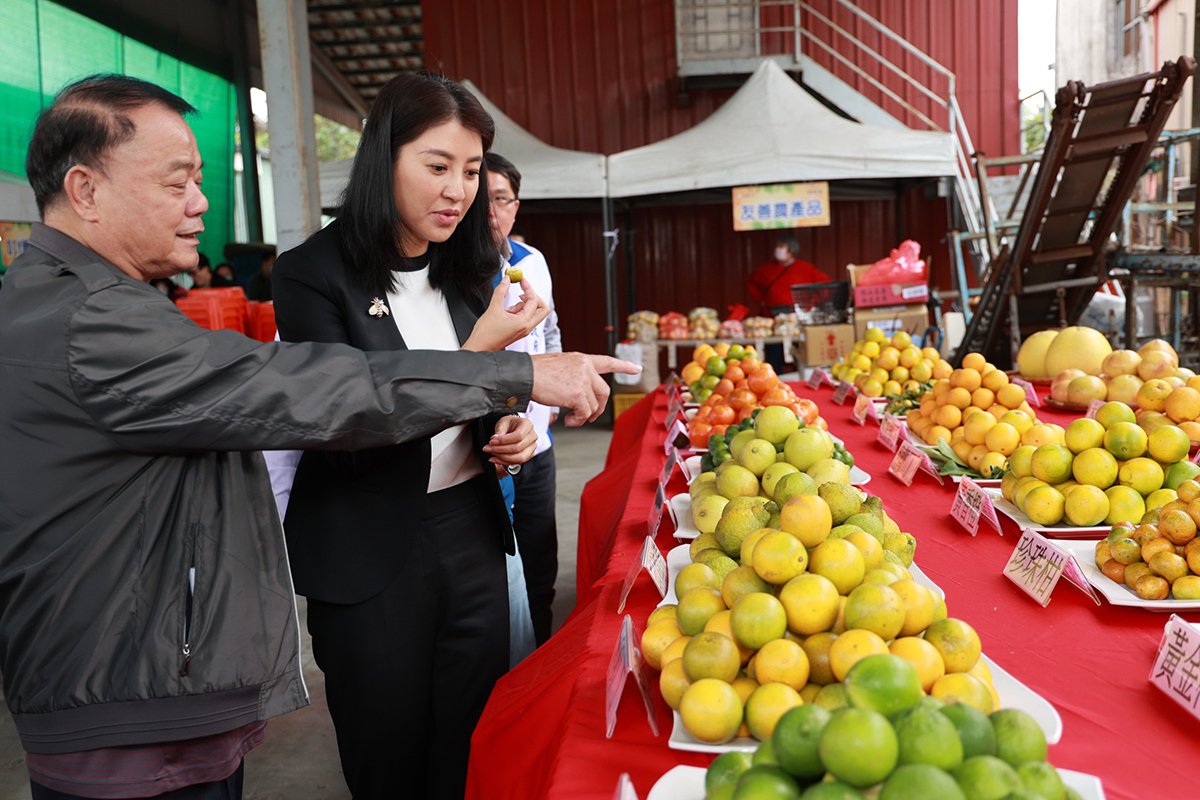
[368,298,390,318]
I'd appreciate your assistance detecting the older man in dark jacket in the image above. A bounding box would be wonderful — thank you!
[0,74,634,799]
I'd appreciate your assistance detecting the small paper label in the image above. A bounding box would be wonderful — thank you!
[643,536,668,596]
[807,368,832,389]
[878,414,903,451]
[1085,399,1104,419]
[613,773,639,800]
[660,448,679,490]
[664,419,688,454]
[605,616,661,740]
[646,483,668,540]
[833,381,855,405]
[666,371,681,391]
[1004,528,1064,606]
[950,477,1003,536]
[901,284,928,300]
[665,397,683,429]
[1012,377,1041,407]
[1149,615,1200,720]
[852,393,878,426]
[888,446,921,486]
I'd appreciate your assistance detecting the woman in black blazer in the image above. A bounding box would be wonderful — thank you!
[272,73,547,799]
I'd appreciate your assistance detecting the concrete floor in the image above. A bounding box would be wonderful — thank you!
[0,424,612,798]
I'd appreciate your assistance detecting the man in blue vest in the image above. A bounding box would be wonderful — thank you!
[486,152,562,646]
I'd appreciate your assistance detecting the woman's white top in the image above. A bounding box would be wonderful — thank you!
[387,267,482,492]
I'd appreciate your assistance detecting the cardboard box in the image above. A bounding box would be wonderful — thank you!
[847,263,930,309]
[853,305,930,341]
[854,282,929,308]
[801,323,856,365]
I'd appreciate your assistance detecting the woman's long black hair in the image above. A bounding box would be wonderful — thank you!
[337,72,499,303]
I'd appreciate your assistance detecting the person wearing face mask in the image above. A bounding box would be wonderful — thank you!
[746,235,832,371]
[746,235,831,316]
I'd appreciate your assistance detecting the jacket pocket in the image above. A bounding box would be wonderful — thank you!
[180,523,200,677]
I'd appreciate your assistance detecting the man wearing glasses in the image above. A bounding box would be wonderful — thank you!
[485,153,563,648]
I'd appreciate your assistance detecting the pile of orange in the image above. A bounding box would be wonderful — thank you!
[685,343,823,448]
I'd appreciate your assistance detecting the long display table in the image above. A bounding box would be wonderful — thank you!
[466,383,1198,800]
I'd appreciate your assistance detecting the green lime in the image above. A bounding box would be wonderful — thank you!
[1015,761,1065,800]
[952,755,1021,800]
[732,764,801,800]
[894,706,964,770]
[818,707,899,788]
[939,703,996,759]
[707,751,754,792]
[753,739,780,766]
[813,683,848,710]
[880,763,966,800]
[844,654,923,718]
[989,709,1047,766]
[771,704,831,780]
[799,781,866,799]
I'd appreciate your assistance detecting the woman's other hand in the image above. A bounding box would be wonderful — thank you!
[463,276,550,352]
[484,415,538,466]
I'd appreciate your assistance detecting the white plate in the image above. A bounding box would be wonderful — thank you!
[666,651,1061,752]
[1057,540,1200,611]
[658,548,1063,746]
[671,494,701,541]
[950,474,1002,486]
[647,765,1104,800]
[983,488,1109,539]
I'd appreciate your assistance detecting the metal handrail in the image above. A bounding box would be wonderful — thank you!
[798,3,949,112]
[797,30,941,130]
[829,0,954,81]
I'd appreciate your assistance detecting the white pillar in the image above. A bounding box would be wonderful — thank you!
[256,0,320,252]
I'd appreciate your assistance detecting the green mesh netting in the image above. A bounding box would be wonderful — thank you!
[0,0,235,262]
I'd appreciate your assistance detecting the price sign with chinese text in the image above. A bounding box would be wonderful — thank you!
[1004,528,1101,606]
[1012,377,1041,407]
[665,396,683,429]
[617,533,668,614]
[950,477,1003,536]
[807,367,833,390]
[852,394,878,426]
[833,381,855,405]
[605,615,660,739]
[1149,615,1200,722]
[878,414,903,451]
[1085,399,1104,419]
[664,419,689,454]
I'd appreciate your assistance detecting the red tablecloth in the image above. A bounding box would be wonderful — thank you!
[467,384,1200,800]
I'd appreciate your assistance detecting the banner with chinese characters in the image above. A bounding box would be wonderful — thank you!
[732,182,830,231]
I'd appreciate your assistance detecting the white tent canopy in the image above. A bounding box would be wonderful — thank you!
[318,80,607,207]
[606,60,955,199]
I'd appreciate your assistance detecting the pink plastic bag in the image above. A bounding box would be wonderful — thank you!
[860,240,927,285]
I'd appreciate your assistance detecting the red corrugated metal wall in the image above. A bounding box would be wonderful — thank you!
[423,0,1018,357]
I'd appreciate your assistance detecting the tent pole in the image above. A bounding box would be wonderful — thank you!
[602,196,618,355]
[623,202,637,315]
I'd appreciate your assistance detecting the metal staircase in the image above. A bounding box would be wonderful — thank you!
[952,57,1195,367]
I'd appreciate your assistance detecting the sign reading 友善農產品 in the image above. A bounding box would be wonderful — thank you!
[732,182,831,231]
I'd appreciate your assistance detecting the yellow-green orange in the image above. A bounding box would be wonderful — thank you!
[745,682,804,740]
[809,538,867,595]
[1022,485,1065,526]
[843,582,906,641]
[1064,484,1110,526]
[779,573,841,636]
[1030,444,1073,484]
[1118,457,1165,496]
[1149,425,1191,464]
[677,587,727,636]
[753,638,811,690]
[1065,418,1106,454]
[924,618,982,673]
[752,530,810,585]
[1094,401,1136,429]
[889,579,937,637]
[682,631,742,682]
[779,495,834,547]
[1104,421,1148,460]
[679,678,744,743]
[730,592,788,650]
[1072,447,1118,488]
[829,629,890,681]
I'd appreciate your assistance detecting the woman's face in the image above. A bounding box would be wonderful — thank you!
[392,119,484,257]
